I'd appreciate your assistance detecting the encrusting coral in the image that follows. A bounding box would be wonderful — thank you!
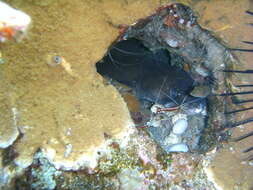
[0,0,155,172]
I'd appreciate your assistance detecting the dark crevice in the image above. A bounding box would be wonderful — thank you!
[96,38,197,107]
[96,3,234,154]
[96,37,213,153]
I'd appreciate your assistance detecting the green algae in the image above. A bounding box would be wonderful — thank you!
[97,148,141,175]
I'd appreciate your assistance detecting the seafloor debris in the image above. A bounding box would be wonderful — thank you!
[97,3,237,154]
[0,1,31,42]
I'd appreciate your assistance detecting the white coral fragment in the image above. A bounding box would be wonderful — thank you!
[0,107,19,148]
[168,143,189,152]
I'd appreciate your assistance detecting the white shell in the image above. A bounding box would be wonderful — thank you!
[179,18,185,24]
[166,39,178,47]
[164,133,181,146]
[172,119,188,135]
[168,143,189,152]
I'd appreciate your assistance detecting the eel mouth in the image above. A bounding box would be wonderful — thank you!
[96,3,233,154]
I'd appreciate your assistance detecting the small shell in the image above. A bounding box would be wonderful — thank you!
[168,143,189,152]
[172,119,188,135]
[179,18,185,24]
[166,39,178,47]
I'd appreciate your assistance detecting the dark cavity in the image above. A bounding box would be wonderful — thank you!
[96,38,199,108]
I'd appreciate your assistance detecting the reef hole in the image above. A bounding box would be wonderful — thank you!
[96,3,234,154]
[96,37,208,154]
